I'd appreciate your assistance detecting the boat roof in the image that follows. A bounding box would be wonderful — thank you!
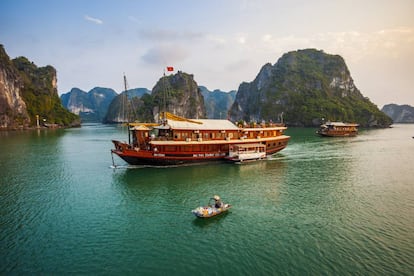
[130,125,151,130]
[160,119,239,130]
[324,122,359,127]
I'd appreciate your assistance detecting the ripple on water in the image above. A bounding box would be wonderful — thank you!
[1,125,414,274]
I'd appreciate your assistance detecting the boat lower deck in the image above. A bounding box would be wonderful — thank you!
[112,137,289,166]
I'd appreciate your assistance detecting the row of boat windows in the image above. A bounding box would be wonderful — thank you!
[324,126,357,131]
[156,141,288,153]
[137,130,283,140]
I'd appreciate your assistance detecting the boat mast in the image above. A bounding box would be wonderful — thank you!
[123,73,131,144]
[123,73,128,123]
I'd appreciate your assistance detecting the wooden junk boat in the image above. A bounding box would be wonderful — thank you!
[111,112,290,166]
[316,121,359,137]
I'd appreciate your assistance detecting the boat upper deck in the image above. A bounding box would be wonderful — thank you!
[149,135,290,145]
[323,122,359,127]
[152,118,287,131]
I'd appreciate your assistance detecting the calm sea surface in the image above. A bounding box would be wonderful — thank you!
[1,124,413,275]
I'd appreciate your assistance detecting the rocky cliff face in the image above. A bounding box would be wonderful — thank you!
[151,71,206,120]
[0,45,30,129]
[382,104,414,123]
[229,49,392,127]
[103,71,205,123]
[103,88,151,123]
[0,45,79,129]
[61,87,118,122]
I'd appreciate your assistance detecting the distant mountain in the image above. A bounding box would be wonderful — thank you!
[229,49,392,127]
[199,86,236,119]
[0,44,79,129]
[381,104,414,123]
[61,87,117,122]
[103,88,151,123]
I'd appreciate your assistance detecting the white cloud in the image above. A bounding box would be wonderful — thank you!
[141,44,189,66]
[139,28,204,42]
[84,15,103,25]
[236,33,248,45]
[255,28,414,64]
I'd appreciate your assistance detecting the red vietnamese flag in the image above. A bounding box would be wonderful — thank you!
[166,66,174,72]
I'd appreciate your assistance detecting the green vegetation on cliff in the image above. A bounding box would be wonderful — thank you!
[12,56,79,127]
[229,49,392,127]
[104,91,154,123]
[104,71,205,123]
[151,71,206,119]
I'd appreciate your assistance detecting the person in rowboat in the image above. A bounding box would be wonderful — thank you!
[213,195,223,208]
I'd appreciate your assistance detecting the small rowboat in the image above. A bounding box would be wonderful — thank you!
[192,197,231,218]
[192,204,231,218]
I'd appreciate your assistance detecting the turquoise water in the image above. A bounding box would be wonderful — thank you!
[1,124,413,274]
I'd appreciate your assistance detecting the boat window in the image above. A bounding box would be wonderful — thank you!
[151,129,159,137]
[165,146,176,152]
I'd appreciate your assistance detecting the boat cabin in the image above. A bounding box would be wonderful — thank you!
[228,143,266,162]
[129,119,286,149]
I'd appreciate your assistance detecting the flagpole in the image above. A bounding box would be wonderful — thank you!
[163,68,166,121]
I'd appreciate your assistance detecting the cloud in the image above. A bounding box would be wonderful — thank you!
[257,27,414,64]
[138,28,204,42]
[84,15,103,25]
[141,44,189,65]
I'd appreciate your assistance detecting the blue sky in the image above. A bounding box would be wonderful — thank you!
[1,0,413,107]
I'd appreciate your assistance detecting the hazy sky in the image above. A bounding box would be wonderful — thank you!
[1,0,413,107]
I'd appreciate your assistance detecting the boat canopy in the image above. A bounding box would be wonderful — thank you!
[324,122,359,127]
[161,119,239,131]
[128,122,160,128]
[130,125,151,131]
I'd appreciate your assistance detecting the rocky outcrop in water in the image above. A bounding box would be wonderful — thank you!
[0,45,29,129]
[0,45,79,129]
[228,49,392,127]
[151,71,206,121]
[103,88,151,123]
[381,104,414,123]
